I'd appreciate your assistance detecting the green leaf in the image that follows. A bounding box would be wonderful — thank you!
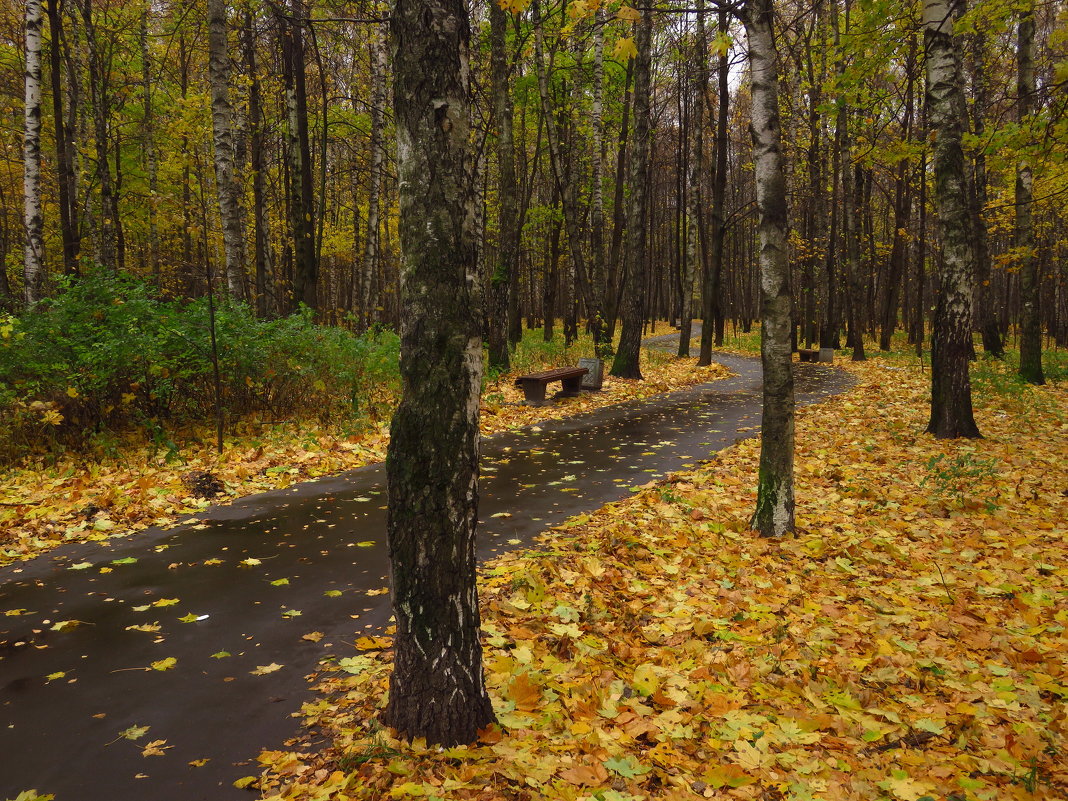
[604,755,648,778]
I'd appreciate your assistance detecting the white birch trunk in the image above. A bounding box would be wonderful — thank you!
[744,0,796,536]
[207,0,247,300]
[23,0,46,304]
[923,0,981,436]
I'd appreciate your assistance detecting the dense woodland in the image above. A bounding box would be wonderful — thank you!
[2,0,1066,360]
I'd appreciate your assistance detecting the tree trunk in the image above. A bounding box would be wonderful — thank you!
[207,0,247,300]
[610,8,652,380]
[606,61,632,340]
[23,0,46,304]
[383,0,496,747]
[47,0,78,278]
[360,19,387,330]
[532,0,589,344]
[81,0,117,270]
[699,10,731,362]
[1016,2,1044,385]
[588,7,610,358]
[923,0,981,438]
[488,1,519,370]
[244,10,274,317]
[744,0,795,537]
[283,1,317,311]
[879,34,916,351]
[680,0,708,358]
[967,33,1003,358]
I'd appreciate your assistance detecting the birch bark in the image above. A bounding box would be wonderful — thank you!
[923,0,981,437]
[207,0,247,300]
[383,0,496,747]
[743,0,796,537]
[23,0,46,304]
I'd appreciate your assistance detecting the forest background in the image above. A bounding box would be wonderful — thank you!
[0,0,1065,552]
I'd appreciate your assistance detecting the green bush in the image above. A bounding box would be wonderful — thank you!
[0,272,399,459]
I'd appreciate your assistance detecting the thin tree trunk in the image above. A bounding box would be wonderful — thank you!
[744,0,795,537]
[610,8,652,379]
[680,0,708,358]
[879,34,916,351]
[245,10,274,317]
[360,18,387,329]
[140,8,160,283]
[967,33,1003,357]
[207,0,247,300]
[488,1,519,370]
[384,0,496,747]
[47,0,78,278]
[1016,1,1044,385]
[532,0,589,340]
[81,0,117,270]
[923,0,981,437]
[23,0,46,304]
[588,7,610,358]
[283,1,317,311]
[699,10,731,362]
[607,61,632,339]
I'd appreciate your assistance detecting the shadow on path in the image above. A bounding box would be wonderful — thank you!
[0,344,849,801]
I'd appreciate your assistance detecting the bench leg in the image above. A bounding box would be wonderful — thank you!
[520,382,548,405]
[559,376,583,397]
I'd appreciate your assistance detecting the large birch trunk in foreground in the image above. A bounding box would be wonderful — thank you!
[743,0,795,538]
[923,0,981,438]
[23,0,46,304]
[207,0,247,300]
[383,0,496,747]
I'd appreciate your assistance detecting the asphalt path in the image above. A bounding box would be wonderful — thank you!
[0,344,849,801]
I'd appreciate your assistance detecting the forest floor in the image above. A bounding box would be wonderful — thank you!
[250,344,1068,801]
[0,326,726,567]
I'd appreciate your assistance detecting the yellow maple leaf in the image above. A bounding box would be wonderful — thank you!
[612,37,638,61]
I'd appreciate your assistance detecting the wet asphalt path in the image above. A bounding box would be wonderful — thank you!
[0,346,849,801]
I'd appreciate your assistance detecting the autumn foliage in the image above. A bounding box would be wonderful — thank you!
[252,354,1067,801]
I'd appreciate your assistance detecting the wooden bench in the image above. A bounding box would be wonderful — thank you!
[798,347,833,363]
[515,366,589,405]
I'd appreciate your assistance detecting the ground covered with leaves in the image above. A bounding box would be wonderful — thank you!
[252,353,1067,801]
[0,339,726,567]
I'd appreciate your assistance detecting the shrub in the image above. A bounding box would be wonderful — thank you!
[0,272,400,460]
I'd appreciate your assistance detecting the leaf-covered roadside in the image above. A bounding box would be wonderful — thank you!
[254,356,1067,801]
[0,351,728,567]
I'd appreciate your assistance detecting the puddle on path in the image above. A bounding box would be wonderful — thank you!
[0,351,848,801]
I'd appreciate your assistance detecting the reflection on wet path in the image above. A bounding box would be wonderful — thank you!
[0,350,848,801]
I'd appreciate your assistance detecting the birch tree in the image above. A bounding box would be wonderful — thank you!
[743,0,795,537]
[23,0,46,304]
[207,0,247,300]
[923,0,981,438]
[383,0,496,747]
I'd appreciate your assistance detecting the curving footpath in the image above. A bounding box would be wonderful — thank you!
[0,346,849,801]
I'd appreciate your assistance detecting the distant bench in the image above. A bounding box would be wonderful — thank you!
[798,348,834,363]
[515,366,589,405]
